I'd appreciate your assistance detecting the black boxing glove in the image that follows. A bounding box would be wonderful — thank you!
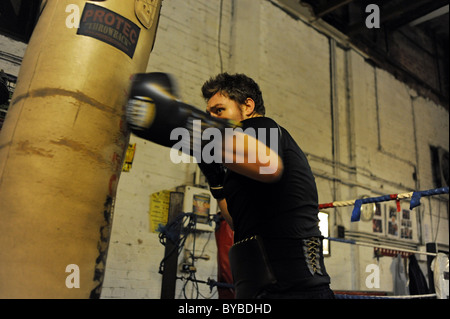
[126,73,239,154]
[198,162,226,199]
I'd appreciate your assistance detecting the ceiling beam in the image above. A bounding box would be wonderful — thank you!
[386,0,449,31]
[315,0,355,18]
[409,5,449,27]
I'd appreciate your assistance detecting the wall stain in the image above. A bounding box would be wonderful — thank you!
[10,88,120,115]
[16,140,54,158]
[0,141,13,151]
[50,138,111,169]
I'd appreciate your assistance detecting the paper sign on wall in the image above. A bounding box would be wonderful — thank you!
[149,190,170,233]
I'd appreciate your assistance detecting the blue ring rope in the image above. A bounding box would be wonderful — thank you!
[351,187,448,222]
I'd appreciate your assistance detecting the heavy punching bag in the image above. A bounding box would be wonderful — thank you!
[0,0,162,298]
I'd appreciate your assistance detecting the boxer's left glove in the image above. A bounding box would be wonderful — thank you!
[126,72,182,147]
[198,162,226,199]
[126,72,240,152]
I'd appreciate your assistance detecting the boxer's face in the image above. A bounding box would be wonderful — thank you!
[206,92,254,122]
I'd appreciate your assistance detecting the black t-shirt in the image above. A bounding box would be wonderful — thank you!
[223,117,322,243]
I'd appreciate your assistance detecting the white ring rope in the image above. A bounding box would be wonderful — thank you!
[318,187,449,222]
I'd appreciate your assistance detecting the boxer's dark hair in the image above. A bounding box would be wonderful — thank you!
[201,73,265,116]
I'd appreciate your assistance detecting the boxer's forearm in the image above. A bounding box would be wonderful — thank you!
[222,130,283,183]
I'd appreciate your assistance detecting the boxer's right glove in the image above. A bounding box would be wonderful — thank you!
[197,162,226,200]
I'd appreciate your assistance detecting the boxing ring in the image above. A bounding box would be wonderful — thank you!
[318,186,449,222]
[334,292,437,299]
[318,187,449,258]
[319,186,449,299]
